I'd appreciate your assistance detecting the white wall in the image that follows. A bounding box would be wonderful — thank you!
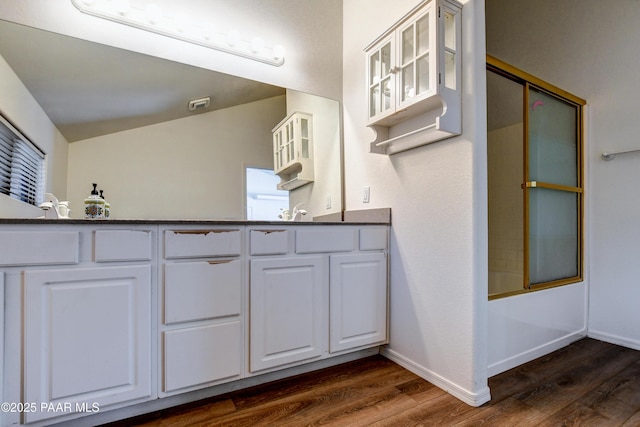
[67,96,285,220]
[485,0,640,373]
[343,0,490,405]
[0,54,68,218]
[0,0,343,101]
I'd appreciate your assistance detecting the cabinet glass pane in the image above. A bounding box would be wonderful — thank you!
[300,118,309,158]
[444,51,455,89]
[369,86,380,118]
[529,188,578,285]
[416,54,429,95]
[380,43,391,78]
[382,77,392,111]
[286,123,293,163]
[416,14,429,57]
[444,11,455,50]
[528,87,578,187]
[401,25,414,65]
[369,43,391,87]
[402,65,415,101]
[369,51,380,86]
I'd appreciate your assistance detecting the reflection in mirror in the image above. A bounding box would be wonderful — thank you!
[0,19,342,221]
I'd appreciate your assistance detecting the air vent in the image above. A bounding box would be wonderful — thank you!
[188,97,211,111]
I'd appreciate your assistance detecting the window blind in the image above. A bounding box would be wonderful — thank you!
[0,115,45,206]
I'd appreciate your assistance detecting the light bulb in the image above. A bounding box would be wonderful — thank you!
[273,45,285,61]
[112,0,130,15]
[145,4,163,25]
[250,37,264,54]
[227,30,240,47]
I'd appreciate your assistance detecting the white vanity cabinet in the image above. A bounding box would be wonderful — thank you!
[248,226,388,374]
[0,225,154,425]
[159,227,244,396]
[366,0,462,154]
[0,221,388,426]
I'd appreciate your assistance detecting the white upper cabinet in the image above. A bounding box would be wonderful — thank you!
[272,111,314,190]
[365,0,462,155]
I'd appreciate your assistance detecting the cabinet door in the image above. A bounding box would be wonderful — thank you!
[23,265,152,423]
[396,5,436,110]
[330,253,388,353]
[367,34,396,124]
[250,256,326,372]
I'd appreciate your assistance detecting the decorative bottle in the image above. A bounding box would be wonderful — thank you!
[84,183,105,219]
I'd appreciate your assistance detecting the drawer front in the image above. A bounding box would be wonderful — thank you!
[94,229,152,262]
[295,228,356,253]
[163,321,242,393]
[0,231,79,266]
[164,229,241,259]
[250,229,290,255]
[359,228,388,251]
[164,260,242,324]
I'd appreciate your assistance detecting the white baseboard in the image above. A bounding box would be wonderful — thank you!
[588,330,640,351]
[487,330,586,378]
[380,347,491,407]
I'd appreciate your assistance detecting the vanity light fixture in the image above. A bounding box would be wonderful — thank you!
[70,0,286,66]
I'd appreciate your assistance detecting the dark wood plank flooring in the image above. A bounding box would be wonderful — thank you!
[105,338,640,426]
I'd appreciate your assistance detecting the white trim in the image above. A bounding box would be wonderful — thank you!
[487,330,586,377]
[381,347,491,407]
[588,330,640,352]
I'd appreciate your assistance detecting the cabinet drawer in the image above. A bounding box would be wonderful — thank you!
[163,321,242,393]
[296,228,356,253]
[164,229,241,259]
[0,231,79,266]
[250,229,290,255]
[359,228,388,251]
[94,229,152,262]
[164,260,241,324]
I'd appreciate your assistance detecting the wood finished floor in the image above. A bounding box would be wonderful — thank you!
[107,338,640,426]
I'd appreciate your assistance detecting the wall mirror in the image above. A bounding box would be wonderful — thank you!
[0,19,342,221]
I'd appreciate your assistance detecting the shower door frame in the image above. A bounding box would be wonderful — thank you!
[487,55,586,299]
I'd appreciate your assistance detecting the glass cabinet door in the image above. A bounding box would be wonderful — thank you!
[368,38,394,121]
[399,8,432,106]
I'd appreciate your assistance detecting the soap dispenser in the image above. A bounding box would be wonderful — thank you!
[84,183,105,219]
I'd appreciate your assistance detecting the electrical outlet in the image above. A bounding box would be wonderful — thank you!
[326,195,332,210]
[363,186,370,203]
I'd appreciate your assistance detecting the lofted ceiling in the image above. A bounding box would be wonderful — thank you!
[0,20,285,142]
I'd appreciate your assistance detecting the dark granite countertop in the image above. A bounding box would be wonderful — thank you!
[0,208,391,226]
